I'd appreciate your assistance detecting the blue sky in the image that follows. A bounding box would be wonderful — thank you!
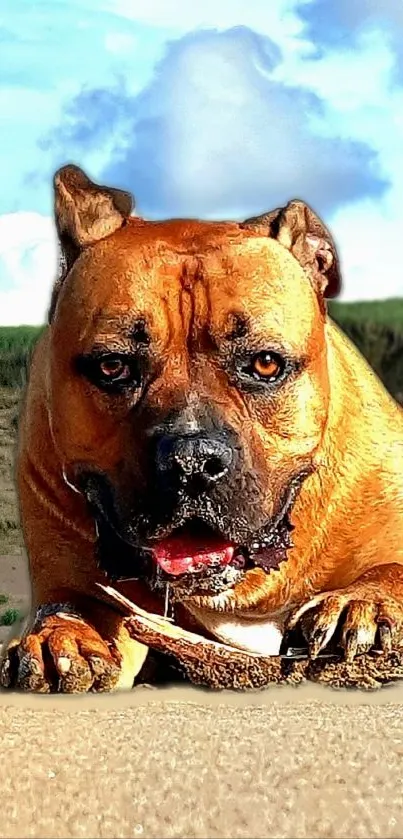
[1,0,403,324]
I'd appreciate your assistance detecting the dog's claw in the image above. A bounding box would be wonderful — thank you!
[289,588,403,663]
[378,623,393,653]
[308,623,338,659]
[343,630,360,663]
[308,633,326,659]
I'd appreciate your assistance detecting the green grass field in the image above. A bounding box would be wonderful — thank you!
[0,300,402,339]
[0,325,45,388]
[1,299,402,340]
[329,298,403,329]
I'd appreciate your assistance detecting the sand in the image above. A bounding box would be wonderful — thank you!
[2,691,403,838]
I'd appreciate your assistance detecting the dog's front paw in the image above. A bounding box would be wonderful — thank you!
[0,605,121,693]
[288,584,403,662]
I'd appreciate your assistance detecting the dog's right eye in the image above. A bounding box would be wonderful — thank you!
[98,356,130,380]
[95,354,140,389]
[76,353,141,391]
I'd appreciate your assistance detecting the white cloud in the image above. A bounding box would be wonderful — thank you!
[0,213,57,325]
[0,3,170,219]
[274,28,395,110]
[104,32,139,53]
[58,26,381,229]
[331,198,403,301]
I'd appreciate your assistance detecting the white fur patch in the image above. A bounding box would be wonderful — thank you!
[186,607,285,656]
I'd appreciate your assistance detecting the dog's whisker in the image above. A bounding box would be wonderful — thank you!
[164,583,171,618]
[62,467,83,496]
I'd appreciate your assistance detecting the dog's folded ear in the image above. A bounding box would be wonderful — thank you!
[54,164,134,272]
[48,165,134,323]
[242,200,341,299]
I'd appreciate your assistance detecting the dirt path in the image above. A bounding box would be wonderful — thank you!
[0,387,31,643]
[0,388,21,555]
[0,694,403,839]
[0,553,30,646]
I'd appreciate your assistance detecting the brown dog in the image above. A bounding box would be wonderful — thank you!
[2,164,403,693]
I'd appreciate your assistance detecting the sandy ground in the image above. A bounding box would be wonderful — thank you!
[0,388,31,641]
[0,553,30,645]
[0,389,21,556]
[1,689,403,838]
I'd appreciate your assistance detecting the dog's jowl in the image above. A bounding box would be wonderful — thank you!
[2,164,403,692]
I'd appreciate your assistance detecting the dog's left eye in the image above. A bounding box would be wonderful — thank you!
[248,351,285,382]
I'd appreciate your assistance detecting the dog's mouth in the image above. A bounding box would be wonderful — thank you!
[148,518,240,577]
[151,515,295,601]
[148,515,294,574]
[95,510,294,601]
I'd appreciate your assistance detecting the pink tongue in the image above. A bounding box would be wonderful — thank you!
[152,535,235,577]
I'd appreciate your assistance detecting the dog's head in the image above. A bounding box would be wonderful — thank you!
[47,165,340,606]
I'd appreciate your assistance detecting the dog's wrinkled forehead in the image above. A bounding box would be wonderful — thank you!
[61,228,322,356]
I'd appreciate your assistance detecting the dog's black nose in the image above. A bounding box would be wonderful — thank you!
[154,433,233,490]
